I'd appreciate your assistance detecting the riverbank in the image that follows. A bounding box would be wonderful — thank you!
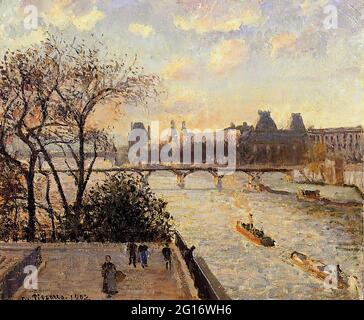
[263,185,362,208]
[260,173,363,204]
[291,164,364,198]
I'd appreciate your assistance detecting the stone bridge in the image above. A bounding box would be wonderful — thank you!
[44,165,301,190]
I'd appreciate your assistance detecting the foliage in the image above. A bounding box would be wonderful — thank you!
[306,143,327,177]
[81,173,174,242]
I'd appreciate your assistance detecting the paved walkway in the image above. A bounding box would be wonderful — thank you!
[13,243,196,300]
[0,248,33,281]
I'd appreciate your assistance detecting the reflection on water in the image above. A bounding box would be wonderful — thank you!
[148,171,363,300]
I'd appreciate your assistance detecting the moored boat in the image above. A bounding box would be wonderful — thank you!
[296,189,360,207]
[236,221,275,247]
[296,189,322,202]
[290,251,348,289]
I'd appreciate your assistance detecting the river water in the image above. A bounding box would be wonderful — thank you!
[148,171,363,300]
[44,158,363,299]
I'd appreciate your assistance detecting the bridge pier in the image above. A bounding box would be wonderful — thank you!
[247,173,262,184]
[173,170,191,189]
[176,173,186,189]
[245,173,264,191]
[213,176,224,192]
[140,171,153,184]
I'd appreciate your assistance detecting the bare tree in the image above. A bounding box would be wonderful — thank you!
[0,39,71,240]
[0,35,161,241]
[47,37,161,238]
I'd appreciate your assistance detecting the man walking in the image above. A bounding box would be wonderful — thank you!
[127,240,137,268]
[184,245,196,272]
[162,243,172,270]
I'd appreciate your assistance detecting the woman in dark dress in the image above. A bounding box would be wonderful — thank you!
[102,255,118,297]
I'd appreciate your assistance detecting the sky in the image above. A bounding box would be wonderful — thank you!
[0,0,363,144]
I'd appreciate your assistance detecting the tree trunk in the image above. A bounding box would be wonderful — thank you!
[13,201,19,242]
[40,143,70,217]
[73,123,86,238]
[26,154,38,241]
[44,173,56,241]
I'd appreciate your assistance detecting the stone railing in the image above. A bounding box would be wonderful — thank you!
[174,232,230,300]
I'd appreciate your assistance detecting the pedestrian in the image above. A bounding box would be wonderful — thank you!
[139,244,150,268]
[162,243,172,270]
[184,245,195,271]
[101,255,118,298]
[127,240,137,268]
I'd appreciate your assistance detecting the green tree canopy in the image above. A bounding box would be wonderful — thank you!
[81,173,174,242]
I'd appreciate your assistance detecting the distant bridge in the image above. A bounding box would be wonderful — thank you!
[43,164,302,190]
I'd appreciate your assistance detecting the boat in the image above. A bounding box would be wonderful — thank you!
[290,251,348,289]
[236,221,275,247]
[296,189,361,207]
[296,189,322,202]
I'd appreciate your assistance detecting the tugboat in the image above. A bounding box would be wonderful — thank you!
[236,221,275,247]
[290,251,348,289]
[296,189,322,202]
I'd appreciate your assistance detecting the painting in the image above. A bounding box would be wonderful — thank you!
[0,0,363,305]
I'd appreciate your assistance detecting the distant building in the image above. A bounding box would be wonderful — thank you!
[236,111,309,166]
[127,115,364,167]
[290,113,306,132]
[128,121,151,164]
[308,126,364,163]
[255,110,278,131]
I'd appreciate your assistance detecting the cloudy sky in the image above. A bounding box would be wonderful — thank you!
[0,0,363,143]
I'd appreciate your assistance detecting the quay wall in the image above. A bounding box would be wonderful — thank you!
[343,163,364,196]
[293,162,364,197]
[174,232,230,300]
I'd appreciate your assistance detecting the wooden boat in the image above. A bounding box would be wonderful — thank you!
[236,221,275,247]
[296,189,322,202]
[296,189,361,207]
[290,251,348,289]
